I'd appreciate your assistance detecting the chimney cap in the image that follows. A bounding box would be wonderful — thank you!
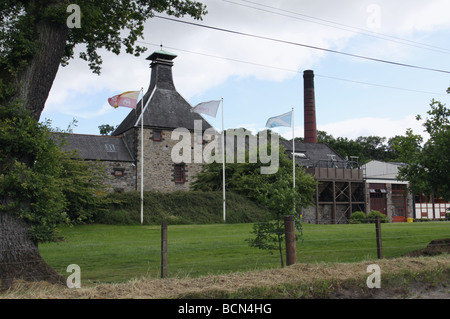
[146,49,178,61]
[303,70,315,89]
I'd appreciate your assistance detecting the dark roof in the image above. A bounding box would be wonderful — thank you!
[280,140,345,168]
[53,133,134,162]
[113,50,213,136]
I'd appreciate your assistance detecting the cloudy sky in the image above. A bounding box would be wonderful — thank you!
[42,0,450,141]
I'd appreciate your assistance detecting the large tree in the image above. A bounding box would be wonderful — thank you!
[393,90,450,200]
[1,0,207,119]
[0,0,207,289]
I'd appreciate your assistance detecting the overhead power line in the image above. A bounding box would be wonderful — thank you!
[137,40,448,97]
[226,0,450,55]
[154,15,450,75]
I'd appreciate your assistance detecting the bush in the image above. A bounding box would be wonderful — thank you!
[349,211,366,224]
[367,210,389,223]
[349,210,389,224]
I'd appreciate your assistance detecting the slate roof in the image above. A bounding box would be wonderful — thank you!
[53,133,134,162]
[280,139,345,168]
[113,50,213,136]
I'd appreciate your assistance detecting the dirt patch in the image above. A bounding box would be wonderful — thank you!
[406,238,450,257]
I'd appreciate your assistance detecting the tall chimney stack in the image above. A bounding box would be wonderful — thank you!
[303,70,318,143]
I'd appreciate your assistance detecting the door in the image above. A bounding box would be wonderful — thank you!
[369,183,387,215]
[392,184,407,222]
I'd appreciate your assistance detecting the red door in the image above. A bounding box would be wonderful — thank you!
[392,184,407,222]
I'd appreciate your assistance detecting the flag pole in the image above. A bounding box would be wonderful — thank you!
[292,106,295,189]
[140,87,144,225]
[292,106,296,216]
[221,98,226,222]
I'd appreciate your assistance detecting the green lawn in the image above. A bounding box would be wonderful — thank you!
[39,221,450,284]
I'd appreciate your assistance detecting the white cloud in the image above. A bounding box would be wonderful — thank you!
[318,115,426,140]
[43,0,450,127]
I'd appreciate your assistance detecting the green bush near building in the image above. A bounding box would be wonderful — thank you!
[349,210,389,224]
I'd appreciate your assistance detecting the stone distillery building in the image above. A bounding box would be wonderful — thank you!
[57,52,369,224]
[59,49,214,193]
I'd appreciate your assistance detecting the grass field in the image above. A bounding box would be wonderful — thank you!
[39,221,450,285]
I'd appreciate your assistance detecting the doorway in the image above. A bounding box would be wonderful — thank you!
[392,184,407,222]
[369,183,387,215]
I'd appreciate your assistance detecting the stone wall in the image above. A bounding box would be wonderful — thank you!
[94,160,136,193]
[135,127,205,192]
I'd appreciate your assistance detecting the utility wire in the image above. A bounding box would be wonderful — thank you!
[227,0,450,55]
[154,15,450,75]
[137,40,448,96]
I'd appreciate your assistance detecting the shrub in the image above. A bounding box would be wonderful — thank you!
[349,211,367,224]
[367,210,389,223]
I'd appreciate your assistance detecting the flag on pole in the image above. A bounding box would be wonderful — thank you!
[108,91,140,109]
[191,100,221,118]
[265,110,293,128]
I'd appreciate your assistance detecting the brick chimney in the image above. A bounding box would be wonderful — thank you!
[303,70,317,143]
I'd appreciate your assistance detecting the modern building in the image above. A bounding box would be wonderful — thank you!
[363,160,449,221]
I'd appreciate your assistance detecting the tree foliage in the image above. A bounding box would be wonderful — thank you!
[393,93,450,199]
[315,130,400,164]
[0,0,207,75]
[0,0,207,118]
[0,105,107,242]
[245,168,306,268]
[98,124,117,135]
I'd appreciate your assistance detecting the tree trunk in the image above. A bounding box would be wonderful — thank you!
[0,11,69,290]
[12,18,68,120]
[0,212,65,290]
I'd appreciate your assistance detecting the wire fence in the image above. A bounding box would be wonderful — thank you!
[1,220,449,286]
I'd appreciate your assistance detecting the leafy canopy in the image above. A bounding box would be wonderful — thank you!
[393,90,450,199]
[0,0,207,98]
[0,104,107,241]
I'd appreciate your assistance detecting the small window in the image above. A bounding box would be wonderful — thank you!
[105,144,116,152]
[174,164,185,183]
[113,168,124,177]
[153,130,162,141]
[292,152,307,158]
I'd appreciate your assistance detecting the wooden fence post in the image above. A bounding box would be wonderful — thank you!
[375,215,383,259]
[284,215,296,266]
[161,220,168,278]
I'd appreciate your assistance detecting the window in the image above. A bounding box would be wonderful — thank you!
[153,130,162,141]
[113,168,124,177]
[292,152,307,158]
[174,164,185,183]
[370,189,386,198]
[105,144,116,152]
[392,184,407,196]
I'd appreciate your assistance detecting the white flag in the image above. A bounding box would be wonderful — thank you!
[191,100,221,118]
[265,110,292,128]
